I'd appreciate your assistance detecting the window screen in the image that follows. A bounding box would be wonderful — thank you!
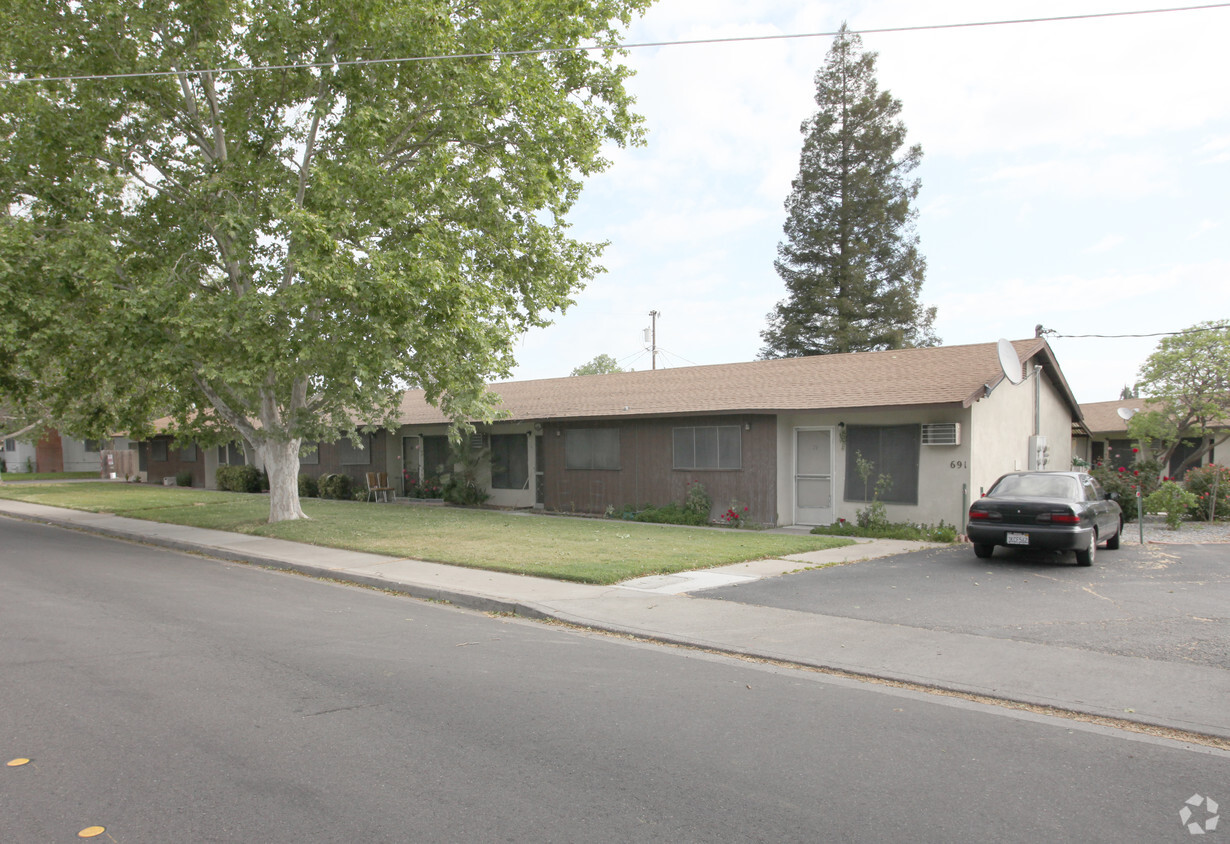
[151,440,168,462]
[565,429,620,470]
[217,442,246,466]
[180,443,197,462]
[490,434,529,490]
[673,426,741,470]
[299,442,319,465]
[843,425,919,504]
[338,434,371,466]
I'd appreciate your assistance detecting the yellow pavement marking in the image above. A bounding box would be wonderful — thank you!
[6,758,30,766]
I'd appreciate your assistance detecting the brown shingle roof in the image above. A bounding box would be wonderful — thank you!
[1078,399,1147,435]
[398,339,1079,424]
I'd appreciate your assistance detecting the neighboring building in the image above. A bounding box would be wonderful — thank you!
[1077,398,1223,477]
[1,429,120,474]
[134,339,1086,529]
[2,434,36,473]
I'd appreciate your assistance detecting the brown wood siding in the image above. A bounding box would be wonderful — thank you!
[141,437,205,486]
[542,415,777,523]
[299,433,388,489]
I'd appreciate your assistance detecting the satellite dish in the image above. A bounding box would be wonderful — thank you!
[997,338,1024,385]
[1117,406,1138,421]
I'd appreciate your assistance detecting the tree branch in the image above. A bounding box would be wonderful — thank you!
[193,373,257,445]
[281,37,336,290]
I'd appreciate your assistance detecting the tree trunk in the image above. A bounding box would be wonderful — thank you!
[258,438,307,523]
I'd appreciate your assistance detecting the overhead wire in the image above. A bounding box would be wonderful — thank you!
[1040,324,1228,340]
[2,3,1228,86]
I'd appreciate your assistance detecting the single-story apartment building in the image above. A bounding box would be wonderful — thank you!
[139,338,1085,530]
[1075,398,1224,477]
[1,429,121,474]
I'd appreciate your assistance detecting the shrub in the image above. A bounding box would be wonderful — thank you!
[683,481,712,522]
[719,503,750,528]
[298,474,319,498]
[174,470,194,487]
[1144,481,1199,530]
[317,472,354,500]
[442,475,488,506]
[1089,458,1163,522]
[607,483,716,527]
[216,464,261,493]
[403,474,444,499]
[1183,463,1230,521]
[811,520,960,542]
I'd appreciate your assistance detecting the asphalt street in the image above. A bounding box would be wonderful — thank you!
[704,543,1230,669]
[2,518,1227,842]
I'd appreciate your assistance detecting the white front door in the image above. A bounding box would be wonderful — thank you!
[794,427,834,525]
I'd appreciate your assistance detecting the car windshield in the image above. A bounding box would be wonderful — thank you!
[990,474,1080,499]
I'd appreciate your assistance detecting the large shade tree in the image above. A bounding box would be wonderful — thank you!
[0,0,652,521]
[760,24,937,358]
[1128,320,1230,476]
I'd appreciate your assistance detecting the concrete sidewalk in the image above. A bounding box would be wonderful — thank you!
[3,498,1227,742]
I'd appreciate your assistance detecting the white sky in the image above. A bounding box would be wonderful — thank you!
[509,0,1230,403]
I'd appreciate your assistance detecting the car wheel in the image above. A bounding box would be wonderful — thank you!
[1075,532,1096,567]
[1105,518,1122,550]
[973,543,994,559]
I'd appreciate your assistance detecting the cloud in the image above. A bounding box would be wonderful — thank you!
[1085,234,1125,254]
[1189,220,1221,240]
[982,154,1176,200]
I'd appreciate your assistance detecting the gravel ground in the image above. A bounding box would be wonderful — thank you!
[1128,513,1230,544]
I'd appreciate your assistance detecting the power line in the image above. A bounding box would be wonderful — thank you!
[1040,324,1228,339]
[3,3,1227,86]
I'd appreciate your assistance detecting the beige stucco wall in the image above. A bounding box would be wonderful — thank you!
[775,406,975,528]
[969,368,1074,497]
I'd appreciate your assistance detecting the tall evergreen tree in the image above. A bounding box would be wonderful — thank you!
[760,25,937,358]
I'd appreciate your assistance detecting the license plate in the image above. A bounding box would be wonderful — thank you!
[1006,532,1030,546]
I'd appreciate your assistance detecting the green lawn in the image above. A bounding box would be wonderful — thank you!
[0,471,100,481]
[0,482,854,584]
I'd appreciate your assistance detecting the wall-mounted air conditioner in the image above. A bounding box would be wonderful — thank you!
[922,422,960,446]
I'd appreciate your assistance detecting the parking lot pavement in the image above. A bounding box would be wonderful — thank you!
[702,543,1230,670]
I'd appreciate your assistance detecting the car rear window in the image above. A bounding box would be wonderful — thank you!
[990,474,1080,499]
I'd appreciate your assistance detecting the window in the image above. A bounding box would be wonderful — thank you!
[217,443,246,466]
[338,434,371,466]
[843,425,920,504]
[151,440,168,462]
[299,442,320,465]
[673,425,741,470]
[422,436,450,478]
[490,434,529,490]
[565,428,620,470]
[4,438,15,452]
[83,439,102,453]
[180,443,197,462]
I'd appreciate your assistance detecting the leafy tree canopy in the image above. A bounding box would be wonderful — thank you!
[760,24,937,359]
[570,353,623,376]
[0,0,652,520]
[1128,320,1230,475]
